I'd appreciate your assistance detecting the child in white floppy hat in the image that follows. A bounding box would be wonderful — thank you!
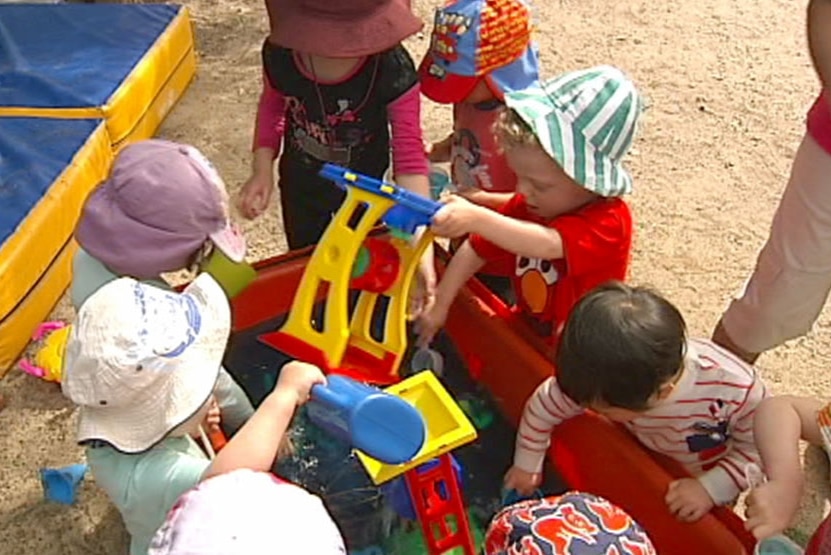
[148,469,346,554]
[62,274,327,555]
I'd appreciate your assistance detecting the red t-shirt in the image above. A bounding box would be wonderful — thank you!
[451,101,517,193]
[469,194,633,344]
[807,91,831,155]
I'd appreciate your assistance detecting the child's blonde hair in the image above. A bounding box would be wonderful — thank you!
[494,107,540,150]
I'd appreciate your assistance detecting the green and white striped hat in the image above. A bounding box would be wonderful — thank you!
[504,65,643,197]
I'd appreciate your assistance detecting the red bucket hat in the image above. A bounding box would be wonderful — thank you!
[485,492,656,555]
[267,0,423,58]
[419,0,540,104]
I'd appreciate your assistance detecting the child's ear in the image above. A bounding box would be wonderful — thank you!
[655,380,676,400]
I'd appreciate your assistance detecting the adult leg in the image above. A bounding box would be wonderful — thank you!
[714,135,831,363]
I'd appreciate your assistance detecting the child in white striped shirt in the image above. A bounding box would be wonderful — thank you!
[505,281,769,522]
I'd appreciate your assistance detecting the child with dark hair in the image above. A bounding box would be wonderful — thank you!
[505,281,769,523]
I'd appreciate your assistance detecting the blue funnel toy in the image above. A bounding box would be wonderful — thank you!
[40,463,87,505]
[307,375,426,465]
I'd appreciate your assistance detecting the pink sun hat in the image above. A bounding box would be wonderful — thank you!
[75,139,246,280]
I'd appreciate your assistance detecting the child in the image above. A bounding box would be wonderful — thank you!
[485,491,656,554]
[238,0,431,251]
[504,282,768,523]
[72,139,253,433]
[420,0,540,209]
[745,395,829,551]
[417,66,640,350]
[148,469,346,554]
[61,273,328,555]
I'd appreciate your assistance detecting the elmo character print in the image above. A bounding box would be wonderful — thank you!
[515,255,560,315]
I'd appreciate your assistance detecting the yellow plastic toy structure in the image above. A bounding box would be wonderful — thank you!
[18,321,71,383]
[260,165,438,384]
[357,370,478,485]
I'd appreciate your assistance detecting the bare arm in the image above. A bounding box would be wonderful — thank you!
[755,395,823,482]
[433,240,486,311]
[808,0,831,91]
[202,361,325,480]
[468,207,564,260]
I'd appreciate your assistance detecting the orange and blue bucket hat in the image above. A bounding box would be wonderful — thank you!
[418,0,541,104]
[485,491,657,555]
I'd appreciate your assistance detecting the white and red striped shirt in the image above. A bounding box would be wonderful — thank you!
[514,338,769,505]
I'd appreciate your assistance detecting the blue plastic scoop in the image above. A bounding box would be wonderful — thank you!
[307,375,426,465]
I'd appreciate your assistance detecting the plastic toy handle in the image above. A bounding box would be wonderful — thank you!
[310,383,346,409]
[18,360,45,378]
[32,321,66,341]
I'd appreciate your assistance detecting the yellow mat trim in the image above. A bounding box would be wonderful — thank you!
[0,7,195,145]
[0,239,77,376]
[0,121,112,320]
[115,44,197,148]
[102,6,195,144]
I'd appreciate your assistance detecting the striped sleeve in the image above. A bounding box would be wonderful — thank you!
[513,377,584,473]
[697,370,768,505]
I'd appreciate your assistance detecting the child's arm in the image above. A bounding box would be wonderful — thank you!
[428,132,454,163]
[202,361,325,480]
[745,396,824,539]
[666,375,768,522]
[456,189,514,211]
[432,195,564,260]
[238,71,286,219]
[505,377,584,495]
[416,240,485,346]
[808,0,831,92]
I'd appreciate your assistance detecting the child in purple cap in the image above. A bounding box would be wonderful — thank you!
[72,139,253,433]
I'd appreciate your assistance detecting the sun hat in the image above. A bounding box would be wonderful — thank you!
[267,0,422,59]
[504,65,643,197]
[418,0,540,104]
[75,139,246,280]
[148,469,346,554]
[61,273,230,453]
[485,491,656,554]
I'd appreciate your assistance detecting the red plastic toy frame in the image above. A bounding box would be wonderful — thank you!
[226,242,757,555]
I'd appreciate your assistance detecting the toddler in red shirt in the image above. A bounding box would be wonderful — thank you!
[417,66,643,350]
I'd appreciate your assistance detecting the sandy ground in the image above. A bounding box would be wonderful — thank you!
[1,0,829,551]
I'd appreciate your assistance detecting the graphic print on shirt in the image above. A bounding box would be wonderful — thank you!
[515,255,559,314]
[285,96,366,165]
[684,399,730,470]
[452,129,496,190]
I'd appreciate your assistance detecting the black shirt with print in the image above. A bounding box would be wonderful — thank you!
[262,41,418,182]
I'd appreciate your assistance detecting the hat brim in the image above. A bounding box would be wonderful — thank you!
[209,221,246,264]
[270,2,423,58]
[418,53,480,104]
[75,274,230,453]
[506,90,634,198]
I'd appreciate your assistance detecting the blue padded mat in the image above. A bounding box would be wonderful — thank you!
[0,117,102,246]
[0,4,180,109]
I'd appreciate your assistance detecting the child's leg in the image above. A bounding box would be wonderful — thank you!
[716,135,831,360]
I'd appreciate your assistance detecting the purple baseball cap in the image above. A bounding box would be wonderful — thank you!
[75,140,246,280]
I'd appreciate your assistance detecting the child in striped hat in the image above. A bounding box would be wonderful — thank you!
[417,66,640,351]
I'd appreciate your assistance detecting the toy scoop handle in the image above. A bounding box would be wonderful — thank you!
[310,383,346,409]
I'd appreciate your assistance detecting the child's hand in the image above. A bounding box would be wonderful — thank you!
[410,251,437,320]
[745,478,802,540]
[427,135,452,163]
[276,361,327,405]
[665,478,715,522]
[415,297,450,347]
[503,465,542,497]
[431,195,482,239]
[203,397,221,432]
[238,171,274,220]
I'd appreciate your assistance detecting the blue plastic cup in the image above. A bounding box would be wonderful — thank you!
[307,375,426,465]
[755,535,804,555]
[40,463,87,505]
[429,166,452,201]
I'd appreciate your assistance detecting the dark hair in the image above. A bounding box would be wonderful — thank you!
[556,281,687,411]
